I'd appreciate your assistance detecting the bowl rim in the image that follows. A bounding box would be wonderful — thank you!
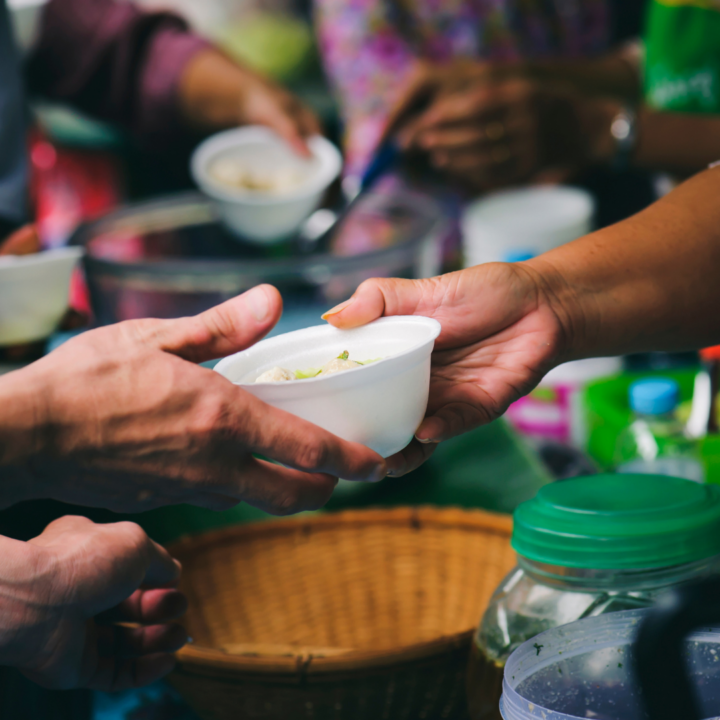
[169,506,513,678]
[215,315,442,387]
[190,126,343,206]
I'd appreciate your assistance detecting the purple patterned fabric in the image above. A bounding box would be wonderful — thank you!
[315,0,611,177]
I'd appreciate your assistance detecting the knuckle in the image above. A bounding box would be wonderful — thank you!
[271,491,303,516]
[294,440,329,471]
[113,521,149,550]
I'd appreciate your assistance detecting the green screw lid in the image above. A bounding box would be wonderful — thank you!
[512,475,720,569]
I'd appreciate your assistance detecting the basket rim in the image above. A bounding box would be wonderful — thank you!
[170,505,513,677]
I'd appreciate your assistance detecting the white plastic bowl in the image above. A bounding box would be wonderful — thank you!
[0,247,83,345]
[214,316,442,458]
[191,126,342,244]
[462,186,594,266]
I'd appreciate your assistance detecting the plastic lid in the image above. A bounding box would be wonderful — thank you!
[512,475,720,569]
[629,377,679,415]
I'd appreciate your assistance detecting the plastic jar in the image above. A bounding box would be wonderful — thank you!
[467,474,720,720]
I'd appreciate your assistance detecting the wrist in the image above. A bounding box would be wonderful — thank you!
[0,537,53,668]
[0,366,50,505]
[522,255,597,365]
[179,48,259,130]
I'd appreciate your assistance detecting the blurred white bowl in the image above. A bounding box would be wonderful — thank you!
[462,186,594,267]
[191,126,342,244]
[0,247,83,345]
[214,316,442,458]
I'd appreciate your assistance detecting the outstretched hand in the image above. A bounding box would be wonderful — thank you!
[323,263,570,475]
[0,285,386,514]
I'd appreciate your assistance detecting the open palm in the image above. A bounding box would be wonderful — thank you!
[324,263,568,474]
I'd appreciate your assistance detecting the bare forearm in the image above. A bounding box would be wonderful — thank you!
[526,45,642,101]
[178,48,255,130]
[531,166,720,360]
[632,109,720,174]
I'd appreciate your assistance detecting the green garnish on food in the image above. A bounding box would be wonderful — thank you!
[258,350,384,384]
[294,368,321,379]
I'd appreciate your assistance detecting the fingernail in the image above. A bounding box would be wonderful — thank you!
[415,435,441,444]
[321,297,354,320]
[365,464,386,483]
[245,285,271,323]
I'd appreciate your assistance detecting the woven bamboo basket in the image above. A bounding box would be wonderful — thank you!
[167,506,515,720]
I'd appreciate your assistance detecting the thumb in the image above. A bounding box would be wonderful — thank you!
[149,285,283,363]
[322,277,432,329]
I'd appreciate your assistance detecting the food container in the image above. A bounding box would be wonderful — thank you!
[191,126,342,243]
[499,606,720,720]
[168,507,517,720]
[469,474,720,720]
[0,247,83,345]
[214,316,441,458]
[461,187,594,267]
[72,191,445,331]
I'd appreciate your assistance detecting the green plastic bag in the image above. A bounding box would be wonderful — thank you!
[644,0,720,113]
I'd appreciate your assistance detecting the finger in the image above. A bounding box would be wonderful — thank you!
[382,62,439,142]
[266,102,313,157]
[416,401,491,443]
[236,457,339,515]
[87,653,177,692]
[97,588,188,625]
[417,80,531,132]
[385,439,438,477]
[133,285,283,363]
[418,125,487,151]
[96,623,188,659]
[129,529,182,588]
[243,394,386,481]
[419,114,531,152]
[322,276,436,329]
[295,102,322,137]
[0,223,41,256]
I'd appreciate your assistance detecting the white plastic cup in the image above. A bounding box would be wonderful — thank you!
[0,247,83,345]
[461,186,594,267]
[191,126,342,244]
[214,316,442,458]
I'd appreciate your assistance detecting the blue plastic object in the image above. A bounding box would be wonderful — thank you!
[629,377,680,415]
[502,250,536,263]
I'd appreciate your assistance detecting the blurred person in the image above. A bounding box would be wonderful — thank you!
[324,163,720,476]
[0,0,320,240]
[385,0,720,192]
[313,0,614,183]
[0,286,386,689]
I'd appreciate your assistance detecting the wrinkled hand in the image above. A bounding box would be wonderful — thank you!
[385,60,594,190]
[180,49,321,157]
[237,73,321,156]
[1,516,186,691]
[0,285,385,513]
[324,263,571,475]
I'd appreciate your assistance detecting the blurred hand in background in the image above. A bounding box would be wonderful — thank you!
[1,516,187,690]
[179,49,321,156]
[384,59,618,191]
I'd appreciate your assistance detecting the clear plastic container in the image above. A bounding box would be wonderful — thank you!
[615,377,705,482]
[499,608,720,720]
[468,475,720,720]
